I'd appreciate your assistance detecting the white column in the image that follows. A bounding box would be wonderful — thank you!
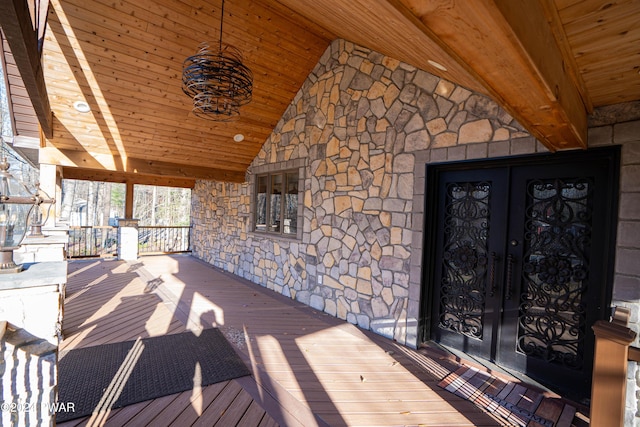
[117,218,139,260]
[38,163,61,228]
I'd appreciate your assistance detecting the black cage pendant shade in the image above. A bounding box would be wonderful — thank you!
[182,0,253,121]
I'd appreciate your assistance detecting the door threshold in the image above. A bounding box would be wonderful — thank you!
[429,341,556,397]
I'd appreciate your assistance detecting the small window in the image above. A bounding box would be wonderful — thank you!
[254,170,299,236]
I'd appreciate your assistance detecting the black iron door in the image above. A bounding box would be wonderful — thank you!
[429,167,507,361]
[425,148,619,400]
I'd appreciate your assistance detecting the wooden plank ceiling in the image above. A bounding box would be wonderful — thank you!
[1,0,639,185]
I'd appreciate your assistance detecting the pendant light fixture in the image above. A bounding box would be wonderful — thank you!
[182,0,253,121]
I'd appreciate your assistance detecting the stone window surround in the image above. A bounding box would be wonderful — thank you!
[248,158,307,242]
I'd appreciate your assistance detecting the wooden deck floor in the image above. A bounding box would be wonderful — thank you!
[56,255,583,426]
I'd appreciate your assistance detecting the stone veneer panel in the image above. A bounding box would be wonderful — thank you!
[191,40,639,423]
[587,109,640,425]
[192,39,547,347]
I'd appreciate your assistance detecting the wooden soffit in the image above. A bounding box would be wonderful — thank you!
[0,0,52,138]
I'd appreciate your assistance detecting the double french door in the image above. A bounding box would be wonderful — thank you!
[423,148,619,400]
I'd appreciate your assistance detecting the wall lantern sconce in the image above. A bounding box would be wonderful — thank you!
[29,184,54,238]
[0,157,35,273]
[0,162,56,272]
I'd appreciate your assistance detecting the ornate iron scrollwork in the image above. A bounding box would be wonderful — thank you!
[517,178,593,369]
[438,182,490,340]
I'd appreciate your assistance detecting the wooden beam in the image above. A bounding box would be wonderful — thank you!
[61,166,196,188]
[0,0,52,137]
[537,0,593,113]
[124,181,134,219]
[397,0,588,151]
[40,146,247,183]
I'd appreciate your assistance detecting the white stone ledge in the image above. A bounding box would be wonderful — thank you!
[0,261,67,291]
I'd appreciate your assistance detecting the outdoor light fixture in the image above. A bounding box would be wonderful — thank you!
[182,0,253,121]
[427,59,448,72]
[73,100,91,113]
[28,184,55,238]
[0,157,34,273]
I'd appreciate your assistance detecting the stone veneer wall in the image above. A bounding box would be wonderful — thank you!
[192,40,640,419]
[191,39,550,347]
[587,104,640,425]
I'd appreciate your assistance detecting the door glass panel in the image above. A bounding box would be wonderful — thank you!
[438,181,491,340]
[518,178,593,369]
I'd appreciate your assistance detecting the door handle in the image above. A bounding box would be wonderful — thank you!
[488,252,497,297]
[505,254,514,300]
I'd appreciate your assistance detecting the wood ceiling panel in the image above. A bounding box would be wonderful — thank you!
[42,146,246,182]
[56,0,325,95]
[3,0,638,182]
[554,0,586,10]
[275,0,485,94]
[49,122,256,160]
[42,0,331,180]
[555,0,636,23]
[44,54,300,113]
[555,0,640,106]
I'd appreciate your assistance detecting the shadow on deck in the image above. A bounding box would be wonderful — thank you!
[56,255,589,426]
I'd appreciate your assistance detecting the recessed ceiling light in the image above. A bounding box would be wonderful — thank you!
[427,60,448,72]
[233,134,244,142]
[73,101,91,113]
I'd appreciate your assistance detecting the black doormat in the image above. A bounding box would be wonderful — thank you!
[57,328,251,422]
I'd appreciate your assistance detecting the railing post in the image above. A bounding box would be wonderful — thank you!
[117,218,139,260]
[591,316,637,426]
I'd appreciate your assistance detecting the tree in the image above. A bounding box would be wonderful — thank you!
[61,180,190,226]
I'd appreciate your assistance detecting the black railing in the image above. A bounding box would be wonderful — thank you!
[68,226,118,258]
[138,226,190,254]
[67,225,190,258]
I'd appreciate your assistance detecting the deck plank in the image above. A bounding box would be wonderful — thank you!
[192,381,243,426]
[120,393,182,426]
[239,400,269,426]
[90,399,152,426]
[169,381,230,427]
[138,255,509,427]
[213,385,255,426]
[57,256,586,427]
[139,389,201,425]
